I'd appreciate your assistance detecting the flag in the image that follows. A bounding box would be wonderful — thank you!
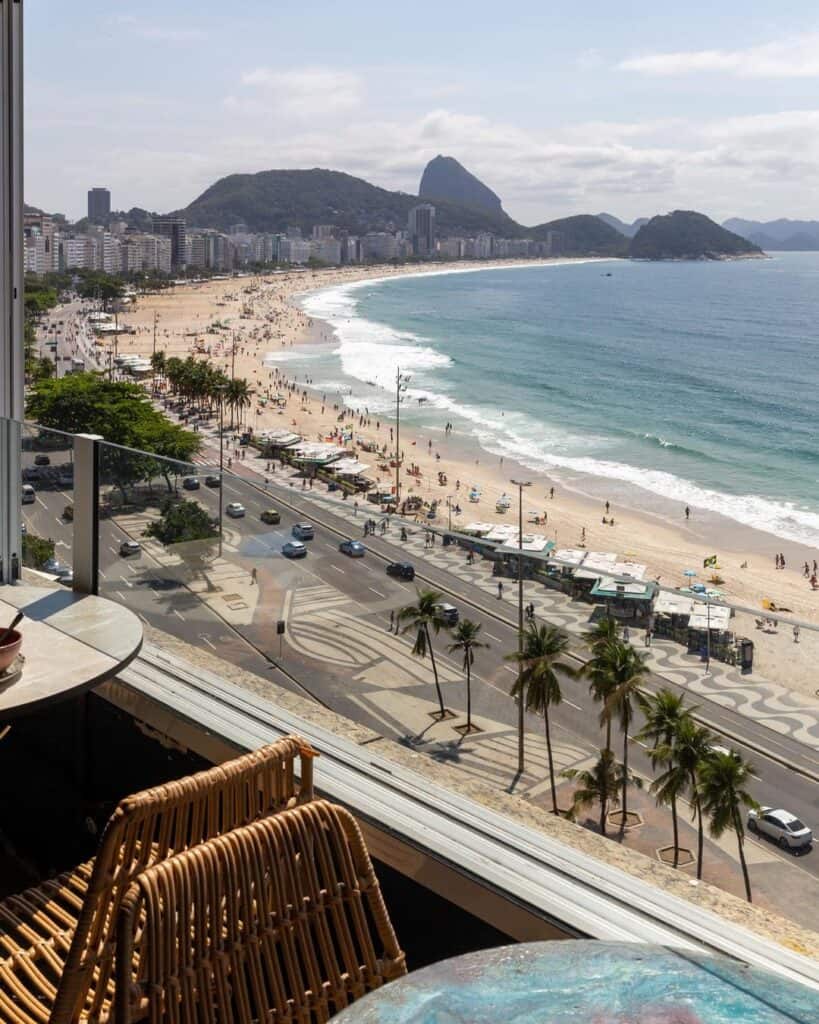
[703,555,718,569]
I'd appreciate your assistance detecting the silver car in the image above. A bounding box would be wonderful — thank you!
[747,807,812,850]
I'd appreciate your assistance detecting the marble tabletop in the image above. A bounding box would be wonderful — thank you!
[0,585,143,719]
[329,941,819,1023]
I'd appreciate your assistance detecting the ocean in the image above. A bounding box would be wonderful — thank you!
[279,254,819,548]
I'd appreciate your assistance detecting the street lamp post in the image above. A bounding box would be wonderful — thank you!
[152,311,159,357]
[216,383,228,557]
[511,478,531,774]
[447,494,454,532]
[395,368,411,508]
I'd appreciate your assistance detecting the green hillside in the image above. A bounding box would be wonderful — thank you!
[176,168,521,237]
[630,211,761,259]
[531,214,628,256]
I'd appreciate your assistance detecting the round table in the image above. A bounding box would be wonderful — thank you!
[0,585,143,719]
[329,941,819,1023]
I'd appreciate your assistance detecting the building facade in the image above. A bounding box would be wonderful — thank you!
[408,203,436,256]
[87,187,111,223]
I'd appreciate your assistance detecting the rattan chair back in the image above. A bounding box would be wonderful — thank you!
[49,736,316,1024]
[115,799,406,1024]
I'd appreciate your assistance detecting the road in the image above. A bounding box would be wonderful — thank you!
[18,434,819,923]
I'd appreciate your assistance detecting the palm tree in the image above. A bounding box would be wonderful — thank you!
[226,377,252,428]
[585,639,620,755]
[506,624,576,814]
[637,689,690,867]
[699,750,759,901]
[583,616,619,652]
[505,622,577,815]
[150,349,166,394]
[447,619,489,735]
[563,749,643,838]
[399,590,450,718]
[667,716,714,879]
[603,642,650,831]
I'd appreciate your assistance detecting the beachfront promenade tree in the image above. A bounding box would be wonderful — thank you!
[226,377,252,427]
[447,619,488,735]
[667,715,714,879]
[603,642,650,830]
[584,630,621,755]
[507,623,576,815]
[399,590,450,719]
[563,750,642,838]
[699,750,759,902]
[637,689,690,867]
[150,350,167,393]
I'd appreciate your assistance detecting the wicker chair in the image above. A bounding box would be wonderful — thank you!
[0,735,316,1024]
[115,799,407,1024]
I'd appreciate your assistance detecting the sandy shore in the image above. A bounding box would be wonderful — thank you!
[111,261,819,698]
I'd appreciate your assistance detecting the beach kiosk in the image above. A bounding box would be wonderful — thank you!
[589,576,658,623]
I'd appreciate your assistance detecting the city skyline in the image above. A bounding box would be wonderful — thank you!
[26,2,819,223]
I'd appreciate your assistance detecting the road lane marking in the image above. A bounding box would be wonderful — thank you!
[173,609,186,621]
[330,565,345,574]
[119,576,133,588]
[199,634,217,650]
[484,631,502,642]
[368,587,386,598]
[563,699,583,712]
[98,569,107,580]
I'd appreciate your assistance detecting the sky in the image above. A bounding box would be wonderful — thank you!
[25,1,819,224]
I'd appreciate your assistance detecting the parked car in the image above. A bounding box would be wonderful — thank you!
[119,540,142,557]
[282,540,307,559]
[226,502,246,518]
[204,475,221,488]
[57,472,73,489]
[21,484,35,505]
[434,602,459,626]
[260,508,281,525]
[748,808,812,850]
[292,523,314,540]
[339,539,366,558]
[386,561,415,581]
[182,476,200,490]
[43,557,71,578]
[22,466,40,482]
[34,454,50,466]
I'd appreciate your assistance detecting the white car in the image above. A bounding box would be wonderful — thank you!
[747,807,812,850]
[225,502,246,518]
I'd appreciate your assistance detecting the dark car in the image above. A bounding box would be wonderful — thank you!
[182,476,201,490]
[386,561,415,581]
[204,475,221,488]
[34,454,51,466]
[434,602,459,626]
[21,466,40,482]
[339,539,366,558]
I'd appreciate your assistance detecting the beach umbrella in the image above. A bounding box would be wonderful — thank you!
[683,569,697,582]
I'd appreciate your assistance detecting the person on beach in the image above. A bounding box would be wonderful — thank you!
[685,506,690,520]
[605,501,610,514]
[805,562,810,577]
[549,487,554,500]
[793,624,800,643]
[781,553,786,569]
[250,567,257,586]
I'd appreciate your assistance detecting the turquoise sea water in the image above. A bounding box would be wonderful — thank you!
[286,254,819,547]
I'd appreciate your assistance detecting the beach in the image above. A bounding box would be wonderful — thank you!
[112,260,819,699]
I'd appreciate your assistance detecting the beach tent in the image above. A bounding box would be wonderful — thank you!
[550,548,587,567]
[611,561,647,580]
[291,442,344,466]
[654,592,695,617]
[688,604,732,630]
[331,458,371,476]
[498,534,554,554]
[583,551,617,573]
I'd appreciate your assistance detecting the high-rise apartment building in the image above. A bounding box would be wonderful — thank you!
[151,216,187,269]
[87,187,111,223]
[408,203,436,256]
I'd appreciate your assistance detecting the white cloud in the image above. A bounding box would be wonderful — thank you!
[239,68,363,116]
[618,35,819,77]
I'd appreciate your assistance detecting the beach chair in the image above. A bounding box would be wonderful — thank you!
[0,736,316,1023]
[114,800,406,1023]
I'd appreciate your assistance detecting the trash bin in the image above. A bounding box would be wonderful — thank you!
[442,534,454,547]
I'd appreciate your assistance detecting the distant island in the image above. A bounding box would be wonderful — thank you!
[629,211,763,260]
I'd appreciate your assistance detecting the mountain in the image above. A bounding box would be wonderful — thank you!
[597,213,650,238]
[630,211,762,260]
[419,155,504,217]
[176,168,520,238]
[531,215,628,256]
[722,217,819,251]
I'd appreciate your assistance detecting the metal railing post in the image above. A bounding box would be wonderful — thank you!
[0,2,23,585]
[72,433,101,594]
